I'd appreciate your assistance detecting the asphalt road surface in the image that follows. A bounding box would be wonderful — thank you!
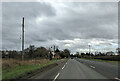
[75,58,119,79]
[30,58,119,81]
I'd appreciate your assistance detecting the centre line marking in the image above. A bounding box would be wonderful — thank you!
[90,66,95,69]
[53,73,60,81]
[115,77,120,81]
[62,65,65,69]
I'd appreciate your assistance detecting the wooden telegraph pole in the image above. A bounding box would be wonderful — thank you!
[89,45,91,54]
[22,17,24,61]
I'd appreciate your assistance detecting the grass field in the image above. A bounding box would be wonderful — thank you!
[2,59,59,79]
[82,58,120,64]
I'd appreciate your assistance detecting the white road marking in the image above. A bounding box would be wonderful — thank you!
[115,77,120,81]
[62,65,66,69]
[53,73,60,81]
[90,65,95,69]
[66,62,67,64]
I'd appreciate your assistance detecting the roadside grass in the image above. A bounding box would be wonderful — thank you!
[2,59,59,79]
[2,59,50,69]
[82,58,120,63]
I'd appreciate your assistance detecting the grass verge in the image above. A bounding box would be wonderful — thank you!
[2,59,58,79]
[82,58,120,63]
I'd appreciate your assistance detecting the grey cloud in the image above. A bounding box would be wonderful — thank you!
[2,2,56,50]
[2,2,118,53]
[38,2,117,40]
[2,2,56,18]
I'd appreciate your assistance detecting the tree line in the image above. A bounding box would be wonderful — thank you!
[70,48,120,61]
[2,45,70,60]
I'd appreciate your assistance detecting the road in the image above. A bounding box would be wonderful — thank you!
[75,58,119,79]
[29,58,119,81]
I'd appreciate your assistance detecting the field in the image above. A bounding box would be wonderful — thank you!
[82,55,120,61]
[2,59,59,79]
[82,57,120,65]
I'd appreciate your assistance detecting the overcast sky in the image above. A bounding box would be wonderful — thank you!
[2,2,118,53]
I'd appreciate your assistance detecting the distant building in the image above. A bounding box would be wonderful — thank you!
[54,48,61,59]
[52,51,55,58]
[54,53,61,59]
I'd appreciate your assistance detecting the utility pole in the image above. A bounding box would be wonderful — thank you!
[89,45,91,59]
[53,45,55,53]
[22,17,24,61]
[89,45,91,54]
